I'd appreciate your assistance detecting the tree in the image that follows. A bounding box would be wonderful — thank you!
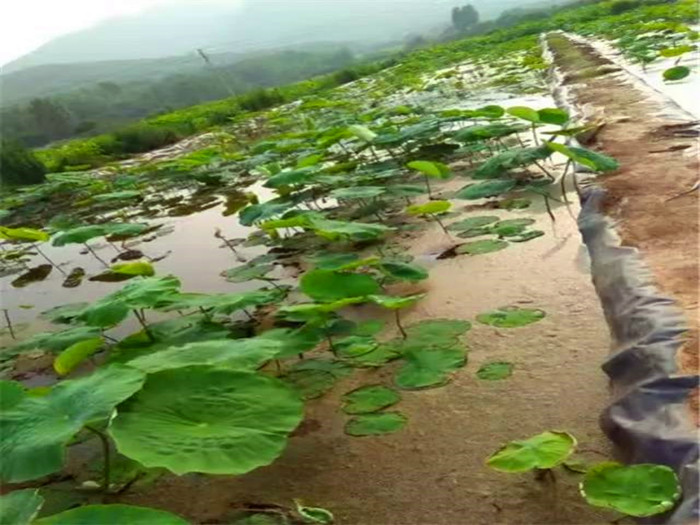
[28,98,74,141]
[451,4,480,32]
[0,140,47,186]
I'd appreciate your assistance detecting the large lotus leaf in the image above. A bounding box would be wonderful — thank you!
[368,293,425,310]
[395,347,466,389]
[386,184,428,197]
[239,201,295,227]
[309,252,360,270]
[157,288,283,315]
[306,217,392,241]
[406,161,451,179]
[0,381,26,410]
[473,147,551,179]
[78,301,130,328]
[456,239,509,255]
[0,365,146,482]
[507,106,540,123]
[406,200,451,216]
[7,326,103,354]
[98,275,181,311]
[537,108,569,125]
[300,270,380,303]
[487,431,577,472]
[580,462,681,517]
[126,338,284,373]
[476,306,545,328]
[277,297,367,321]
[264,168,316,189]
[110,366,303,475]
[345,343,402,368]
[447,216,500,231]
[52,225,106,246]
[331,186,386,200]
[545,142,619,172]
[34,504,188,525]
[378,262,428,282]
[476,361,514,380]
[0,489,44,525]
[345,412,407,436]
[342,385,401,414]
[0,226,50,243]
[404,318,471,343]
[456,180,516,200]
[222,263,274,283]
[256,327,324,359]
[452,123,524,143]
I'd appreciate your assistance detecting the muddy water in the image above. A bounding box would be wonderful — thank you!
[117,176,615,524]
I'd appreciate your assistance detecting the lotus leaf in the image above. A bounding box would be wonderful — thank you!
[222,263,274,283]
[0,226,50,243]
[300,270,380,302]
[295,502,334,525]
[512,230,545,242]
[447,216,499,231]
[0,489,44,525]
[455,239,509,255]
[346,343,402,368]
[158,288,284,315]
[507,106,540,123]
[537,108,569,125]
[331,186,386,200]
[580,462,681,517]
[368,293,425,310]
[8,326,103,354]
[473,147,551,179]
[395,347,466,389]
[110,261,155,277]
[92,190,141,202]
[53,337,104,376]
[545,142,619,172]
[110,366,303,475]
[306,217,392,241]
[342,385,401,414]
[476,361,514,380]
[34,504,188,525]
[348,124,377,142]
[487,431,577,472]
[406,200,451,216]
[0,365,146,482]
[378,262,428,282]
[406,161,451,179]
[663,66,690,81]
[498,197,531,210]
[456,180,516,200]
[345,412,407,436]
[476,306,545,327]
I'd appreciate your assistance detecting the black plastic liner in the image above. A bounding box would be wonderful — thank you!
[578,187,699,524]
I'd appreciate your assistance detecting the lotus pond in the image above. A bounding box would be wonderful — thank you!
[1,3,693,522]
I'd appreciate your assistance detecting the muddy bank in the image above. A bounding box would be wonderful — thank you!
[545,33,699,523]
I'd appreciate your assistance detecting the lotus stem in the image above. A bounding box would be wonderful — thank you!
[31,243,66,275]
[560,160,572,205]
[531,123,540,146]
[83,243,109,267]
[84,425,111,493]
[3,309,16,340]
[431,214,450,236]
[424,175,433,198]
[543,194,556,223]
[133,309,153,341]
[394,310,407,339]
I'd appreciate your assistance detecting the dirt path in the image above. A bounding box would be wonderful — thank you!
[109,179,614,524]
[545,34,699,421]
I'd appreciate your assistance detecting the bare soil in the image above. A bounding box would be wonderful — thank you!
[547,34,699,424]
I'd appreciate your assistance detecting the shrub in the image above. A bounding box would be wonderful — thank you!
[0,140,47,185]
[110,124,183,154]
[610,0,642,14]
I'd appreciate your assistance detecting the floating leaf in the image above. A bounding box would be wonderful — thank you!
[456,180,516,200]
[537,108,569,126]
[284,369,336,399]
[406,200,451,216]
[345,412,407,436]
[395,347,466,389]
[487,431,577,472]
[580,462,681,517]
[0,365,146,482]
[404,319,471,344]
[0,226,50,243]
[456,239,508,255]
[345,344,402,368]
[476,306,545,327]
[342,385,401,414]
[663,65,690,81]
[378,262,428,282]
[511,230,544,242]
[34,504,188,525]
[11,265,52,288]
[0,489,44,525]
[110,261,155,277]
[447,216,499,231]
[110,366,303,476]
[222,263,274,283]
[53,338,104,376]
[406,160,452,179]
[300,270,380,303]
[476,361,513,380]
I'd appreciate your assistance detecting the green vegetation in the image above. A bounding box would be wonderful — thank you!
[0,140,47,186]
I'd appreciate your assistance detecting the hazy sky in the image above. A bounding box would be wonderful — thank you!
[0,0,178,66]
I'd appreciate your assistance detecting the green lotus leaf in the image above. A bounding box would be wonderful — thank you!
[7,326,103,354]
[473,147,551,179]
[663,65,690,81]
[406,200,451,216]
[345,343,402,368]
[498,198,531,210]
[157,288,283,315]
[91,190,142,202]
[476,306,545,328]
[452,123,524,143]
[456,227,491,239]
[406,160,452,179]
[447,216,500,231]
[256,327,324,359]
[395,347,466,389]
[404,318,471,344]
[222,263,275,283]
[493,218,536,228]
[537,108,569,125]
[86,276,181,316]
[378,261,429,282]
[335,335,378,358]
[456,180,516,200]
[239,201,295,226]
[110,261,155,277]
[34,504,188,525]
[511,230,545,242]
[345,412,407,436]
[342,385,401,414]
[476,361,514,380]
[0,381,26,410]
[52,223,148,246]
[111,366,303,476]
[659,45,694,58]
[53,337,104,376]
[309,253,379,271]
[277,297,366,321]
[264,168,316,189]
[386,184,428,197]
[456,239,509,255]
[39,302,90,324]
[306,217,392,241]
[0,365,146,483]
[507,106,540,123]
[487,431,576,472]
[103,223,150,239]
[348,124,377,142]
[0,226,50,243]
[300,270,380,303]
[475,105,506,119]
[0,489,44,525]
[78,301,130,328]
[330,186,386,200]
[490,224,527,237]
[290,358,353,379]
[284,369,336,399]
[352,320,386,336]
[580,462,681,517]
[545,142,619,172]
[368,293,426,310]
